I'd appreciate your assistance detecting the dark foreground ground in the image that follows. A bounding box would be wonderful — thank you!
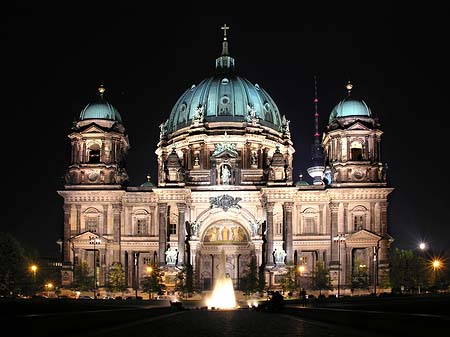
[2,294,449,337]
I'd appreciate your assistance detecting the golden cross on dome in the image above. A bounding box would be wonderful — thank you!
[221,24,230,40]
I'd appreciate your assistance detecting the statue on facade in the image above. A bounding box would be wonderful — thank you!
[251,152,258,166]
[249,220,262,237]
[189,221,200,237]
[192,104,204,124]
[165,247,178,265]
[246,103,257,122]
[221,165,231,185]
[273,248,287,265]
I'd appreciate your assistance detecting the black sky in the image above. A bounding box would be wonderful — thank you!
[3,5,449,257]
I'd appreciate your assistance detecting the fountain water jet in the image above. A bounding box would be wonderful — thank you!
[205,249,237,309]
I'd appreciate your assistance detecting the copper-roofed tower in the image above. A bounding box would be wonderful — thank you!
[322,81,386,186]
[64,85,130,188]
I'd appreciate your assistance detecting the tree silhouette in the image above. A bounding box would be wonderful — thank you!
[312,261,331,295]
[106,262,127,294]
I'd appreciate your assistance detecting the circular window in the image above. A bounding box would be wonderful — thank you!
[221,96,230,105]
[264,102,271,111]
[221,78,229,85]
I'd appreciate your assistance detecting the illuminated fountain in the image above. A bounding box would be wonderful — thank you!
[205,249,237,309]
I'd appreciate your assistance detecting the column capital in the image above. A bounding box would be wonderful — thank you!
[266,202,275,213]
[329,202,340,212]
[283,202,294,211]
[158,202,168,213]
[176,203,187,212]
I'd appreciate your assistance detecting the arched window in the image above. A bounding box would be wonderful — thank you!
[84,207,100,233]
[134,210,150,236]
[350,141,363,161]
[88,143,101,163]
[351,205,368,231]
[302,208,318,234]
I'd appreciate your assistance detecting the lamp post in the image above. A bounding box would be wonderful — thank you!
[146,266,153,299]
[417,242,427,294]
[432,259,441,287]
[333,234,346,298]
[298,265,305,292]
[373,246,379,295]
[89,235,101,299]
[45,283,53,298]
[134,252,140,298]
[30,265,38,283]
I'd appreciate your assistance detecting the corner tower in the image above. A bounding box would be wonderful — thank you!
[64,85,130,188]
[322,82,386,186]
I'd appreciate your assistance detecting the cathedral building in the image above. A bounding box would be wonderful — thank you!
[58,27,393,294]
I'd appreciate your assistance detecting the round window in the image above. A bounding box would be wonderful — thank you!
[221,96,230,105]
[221,78,229,85]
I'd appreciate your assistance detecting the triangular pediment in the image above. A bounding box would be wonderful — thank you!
[347,121,371,131]
[80,124,108,134]
[346,229,382,245]
[70,231,108,244]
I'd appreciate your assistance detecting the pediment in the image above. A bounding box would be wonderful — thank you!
[213,149,238,158]
[70,231,108,244]
[347,121,371,131]
[346,229,382,245]
[80,124,107,134]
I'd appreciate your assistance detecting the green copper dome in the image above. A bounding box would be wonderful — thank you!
[79,86,123,123]
[329,82,372,123]
[167,75,282,133]
[165,26,283,134]
[329,98,372,123]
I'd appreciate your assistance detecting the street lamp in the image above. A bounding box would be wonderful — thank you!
[89,235,101,299]
[432,259,442,287]
[373,246,379,295]
[419,242,426,251]
[333,234,346,298]
[146,266,153,299]
[134,252,140,298]
[30,264,38,283]
[45,283,53,298]
[298,265,305,290]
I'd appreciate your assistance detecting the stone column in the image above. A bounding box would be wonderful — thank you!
[112,204,122,262]
[63,204,72,264]
[380,202,388,234]
[265,202,275,266]
[283,202,293,264]
[253,240,264,267]
[76,205,81,234]
[177,203,186,266]
[102,204,108,235]
[158,203,168,266]
[149,206,156,236]
[330,202,340,262]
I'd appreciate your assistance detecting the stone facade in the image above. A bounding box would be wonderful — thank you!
[58,34,393,295]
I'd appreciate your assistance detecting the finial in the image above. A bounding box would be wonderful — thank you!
[98,84,105,98]
[346,80,353,96]
[221,24,230,41]
[299,173,303,180]
[146,174,151,182]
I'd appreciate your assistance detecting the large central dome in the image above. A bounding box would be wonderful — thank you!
[167,75,282,133]
[164,28,283,135]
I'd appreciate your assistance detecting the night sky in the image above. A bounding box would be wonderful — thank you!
[3,5,449,258]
